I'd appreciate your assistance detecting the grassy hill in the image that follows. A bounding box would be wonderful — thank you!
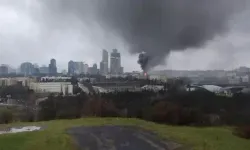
[0,118,249,150]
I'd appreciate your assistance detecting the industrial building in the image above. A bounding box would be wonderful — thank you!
[29,82,73,95]
[0,77,36,87]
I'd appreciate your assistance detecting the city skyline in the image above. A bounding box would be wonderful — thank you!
[0,49,127,73]
[0,49,127,75]
[0,1,250,72]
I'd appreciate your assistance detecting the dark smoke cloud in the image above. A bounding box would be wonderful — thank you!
[138,52,150,72]
[40,0,247,71]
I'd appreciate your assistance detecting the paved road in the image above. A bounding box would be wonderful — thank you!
[68,126,182,150]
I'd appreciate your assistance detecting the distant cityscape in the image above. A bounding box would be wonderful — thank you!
[0,49,124,77]
[1,48,250,87]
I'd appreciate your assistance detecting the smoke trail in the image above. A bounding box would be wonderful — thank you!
[40,0,247,71]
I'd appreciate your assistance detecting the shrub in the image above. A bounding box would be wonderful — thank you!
[234,126,250,139]
[0,108,13,124]
[82,98,120,117]
[151,101,181,124]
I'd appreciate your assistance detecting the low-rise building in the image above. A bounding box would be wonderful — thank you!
[29,82,73,95]
[241,75,249,83]
[228,76,241,85]
[0,77,36,87]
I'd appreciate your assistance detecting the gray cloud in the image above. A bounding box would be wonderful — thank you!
[0,0,250,72]
[39,0,249,71]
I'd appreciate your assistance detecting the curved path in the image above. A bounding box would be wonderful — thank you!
[68,126,183,150]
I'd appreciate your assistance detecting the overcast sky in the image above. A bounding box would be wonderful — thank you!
[0,0,250,72]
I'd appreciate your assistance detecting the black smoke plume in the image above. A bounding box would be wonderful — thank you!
[138,52,150,72]
[40,0,247,71]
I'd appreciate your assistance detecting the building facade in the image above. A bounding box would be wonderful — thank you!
[0,65,8,75]
[20,62,34,76]
[68,60,75,75]
[29,82,73,95]
[68,61,87,75]
[0,77,36,87]
[49,59,57,75]
[110,49,122,75]
[100,49,109,75]
[39,66,49,74]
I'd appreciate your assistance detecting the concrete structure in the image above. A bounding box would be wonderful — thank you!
[29,82,73,95]
[141,85,164,92]
[89,64,98,75]
[110,49,122,75]
[228,76,241,84]
[49,59,57,75]
[20,62,34,76]
[0,65,8,75]
[149,74,168,82]
[0,77,36,87]
[68,60,75,75]
[241,75,249,83]
[40,76,71,81]
[217,86,245,97]
[100,49,109,75]
[39,66,49,74]
[75,62,85,74]
[68,61,87,75]
[83,64,89,74]
[92,81,142,92]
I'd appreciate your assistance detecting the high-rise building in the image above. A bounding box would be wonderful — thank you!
[103,49,109,62]
[100,49,109,75]
[100,61,105,75]
[0,65,8,75]
[68,60,75,75]
[93,63,98,75]
[83,64,89,74]
[89,63,98,75]
[49,58,57,75]
[39,65,49,74]
[33,63,40,75]
[20,62,34,76]
[68,61,86,75]
[74,62,85,74]
[110,49,122,75]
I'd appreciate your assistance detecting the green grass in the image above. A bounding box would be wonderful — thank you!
[0,118,249,150]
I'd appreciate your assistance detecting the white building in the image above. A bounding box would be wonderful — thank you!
[0,77,36,87]
[228,76,241,84]
[29,82,73,95]
[40,76,71,81]
[241,75,249,83]
[149,74,168,82]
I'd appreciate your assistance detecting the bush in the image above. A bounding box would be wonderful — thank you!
[234,126,250,139]
[0,108,13,124]
[83,98,120,117]
[151,101,181,124]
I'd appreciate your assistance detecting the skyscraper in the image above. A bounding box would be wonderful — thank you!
[39,65,49,74]
[68,61,86,75]
[92,63,98,75]
[110,49,122,75]
[0,65,8,75]
[68,60,75,75]
[83,64,89,74]
[49,58,57,75]
[20,62,34,76]
[100,49,109,75]
[75,62,84,74]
